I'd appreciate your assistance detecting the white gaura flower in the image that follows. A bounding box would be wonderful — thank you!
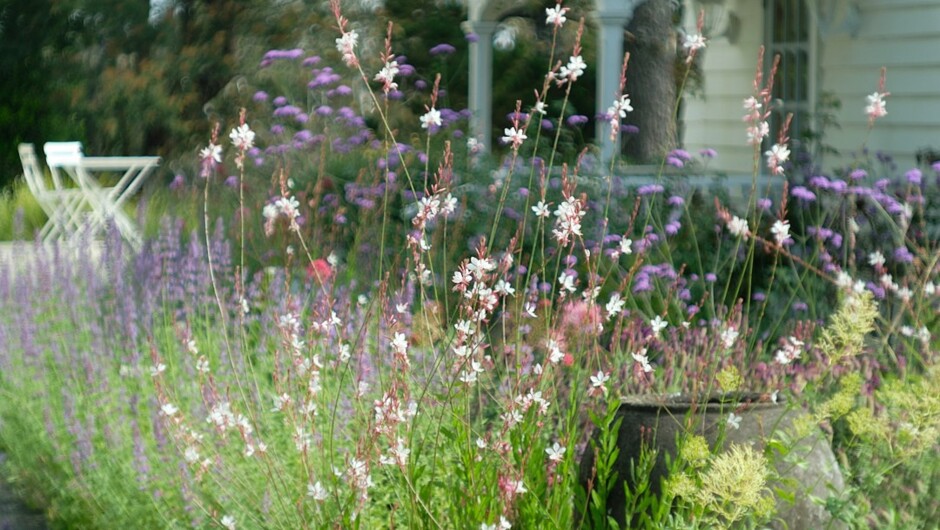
[728,216,750,239]
[420,107,442,129]
[618,237,633,256]
[200,143,222,164]
[720,327,739,349]
[683,33,707,53]
[865,91,887,122]
[374,60,400,92]
[607,94,633,119]
[502,126,527,150]
[335,30,359,66]
[650,315,668,338]
[868,250,886,267]
[727,412,742,430]
[307,481,328,501]
[220,515,236,530]
[771,219,790,245]
[229,124,255,151]
[605,293,625,321]
[765,143,790,176]
[531,200,551,218]
[589,371,610,396]
[545,3,568,28]
[558,55,587,83]
[545,441,566,462]
[631,349,652,373]
[160,403,179,417]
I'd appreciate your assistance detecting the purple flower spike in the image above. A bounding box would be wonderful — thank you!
[757,198,772,211]
[665,156,684,168]
[253,91,269,102]
[169,174,185,190]
[849,168,867,180]
[667,195,685,207]
[905,168,923,184]
[621,124,640,134]
[273,96,288,107]
[705,273,717,282]
[429,43,457,55]
[465,32,479,43]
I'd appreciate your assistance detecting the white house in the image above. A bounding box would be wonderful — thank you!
[684,0,940,175]
[464,0,940,175]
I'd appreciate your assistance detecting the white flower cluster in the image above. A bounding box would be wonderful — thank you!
[774,336,804,365]
[557,54,587,84]
[552,195,586,246]
[374,59,399,93]
[742,96,769,146]
[607,94,633,140]
[335,30,359,67]
[545,3,567,28]
[262,195,301,237]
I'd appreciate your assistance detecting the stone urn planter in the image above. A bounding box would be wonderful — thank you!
[579,393,846,529]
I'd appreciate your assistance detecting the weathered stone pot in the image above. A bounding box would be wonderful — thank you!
[579,393,845,529]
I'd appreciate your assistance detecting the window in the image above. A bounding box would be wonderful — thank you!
[765,0,816,147]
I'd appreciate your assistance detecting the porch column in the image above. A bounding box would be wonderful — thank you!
[595,12,629,163]
[468,21,499,152]
[594,2,643,163]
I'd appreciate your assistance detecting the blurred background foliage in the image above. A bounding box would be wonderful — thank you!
[1,0,605,190]
[1,0,325,188]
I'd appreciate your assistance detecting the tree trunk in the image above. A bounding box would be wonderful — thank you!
[623,0,677,163]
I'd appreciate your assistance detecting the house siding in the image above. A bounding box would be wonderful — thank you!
[682,0,765,176]
[683,0,940,175]
[820,1,940,169]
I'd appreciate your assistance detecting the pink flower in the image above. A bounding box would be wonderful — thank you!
[306,258,332,283]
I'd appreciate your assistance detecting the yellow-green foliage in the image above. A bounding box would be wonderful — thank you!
[668,442,775,527]
[694,444,774,524]
[815,373,862,423]
[0,178,47,240]
[715,366,743,393]
[818,292,879,363]
[875,365,940,457]
[679,435,711,469]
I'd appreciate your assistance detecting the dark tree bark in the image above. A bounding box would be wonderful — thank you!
[623,0,677,163]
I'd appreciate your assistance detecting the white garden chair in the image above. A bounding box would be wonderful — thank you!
[43,142,160,251]
[18,143,90,243]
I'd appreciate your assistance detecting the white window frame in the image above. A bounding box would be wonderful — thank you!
[764,0,818,150]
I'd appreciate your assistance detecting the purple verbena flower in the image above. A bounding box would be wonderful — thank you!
[429,43,456,55]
